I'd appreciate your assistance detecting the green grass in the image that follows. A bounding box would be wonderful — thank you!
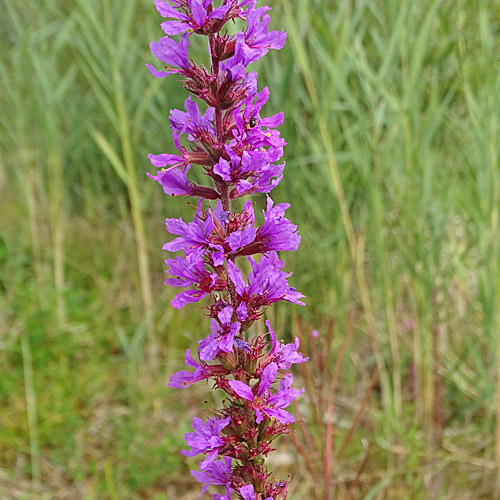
[1,0,500,498]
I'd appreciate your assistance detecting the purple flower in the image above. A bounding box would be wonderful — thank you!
[242,86,272,124]
[147,165,220,199]
[148,130,213,170]
[239,483,273,500]
[211,489,232,500]
[222,56,260,93]
[233,2,286,66]
[258,196,300,251]
[148,165,192,196]
[263,373,304,424]
[198,306,241,361]
[232,87,286,151]
[163,202,215,262]
[163,200,257,265]
[168,349,209,388]
[191,456,233,497]
[228,362,304,424]
[147,33,191,78]
[156,0,234,36]
[164,256,218,308]
[151,32,190,68]
[169,95,215,140]
[216,147,283,196]
[226,226,257,254]
[266,320,308,370]
[182,416,231,468]
[209,199,257,259]
[237,196,300,255]
[148,151,185,171]
[247,252,305,305]
[227,252,304,321]
[168,349,230,389]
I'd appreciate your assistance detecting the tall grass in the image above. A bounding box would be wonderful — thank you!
[1,0,499,498]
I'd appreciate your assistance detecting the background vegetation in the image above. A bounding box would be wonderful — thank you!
[1,0,500,498]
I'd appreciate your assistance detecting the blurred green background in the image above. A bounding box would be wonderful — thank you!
[1,0,500,498]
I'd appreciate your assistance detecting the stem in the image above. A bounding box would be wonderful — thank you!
[209,31,266,492]
[209,33,238,309]
[219,180,237,306]
[210,35,219,75]
[21,331,41,488]
[219,180,230,212]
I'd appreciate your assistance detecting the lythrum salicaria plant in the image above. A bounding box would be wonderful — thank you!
[147,1,307,498]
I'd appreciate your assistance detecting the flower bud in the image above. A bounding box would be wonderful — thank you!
[218,350,238,371]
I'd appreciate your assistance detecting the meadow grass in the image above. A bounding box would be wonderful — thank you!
[1,0,499,498]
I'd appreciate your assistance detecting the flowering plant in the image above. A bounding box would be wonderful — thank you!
[147,1,306,498]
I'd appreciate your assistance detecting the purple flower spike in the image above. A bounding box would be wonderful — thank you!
[148,1,304,496]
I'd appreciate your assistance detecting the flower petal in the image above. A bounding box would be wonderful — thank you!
[228,380,254,401]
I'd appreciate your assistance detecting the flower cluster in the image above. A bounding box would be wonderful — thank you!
[147,1,306,498]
